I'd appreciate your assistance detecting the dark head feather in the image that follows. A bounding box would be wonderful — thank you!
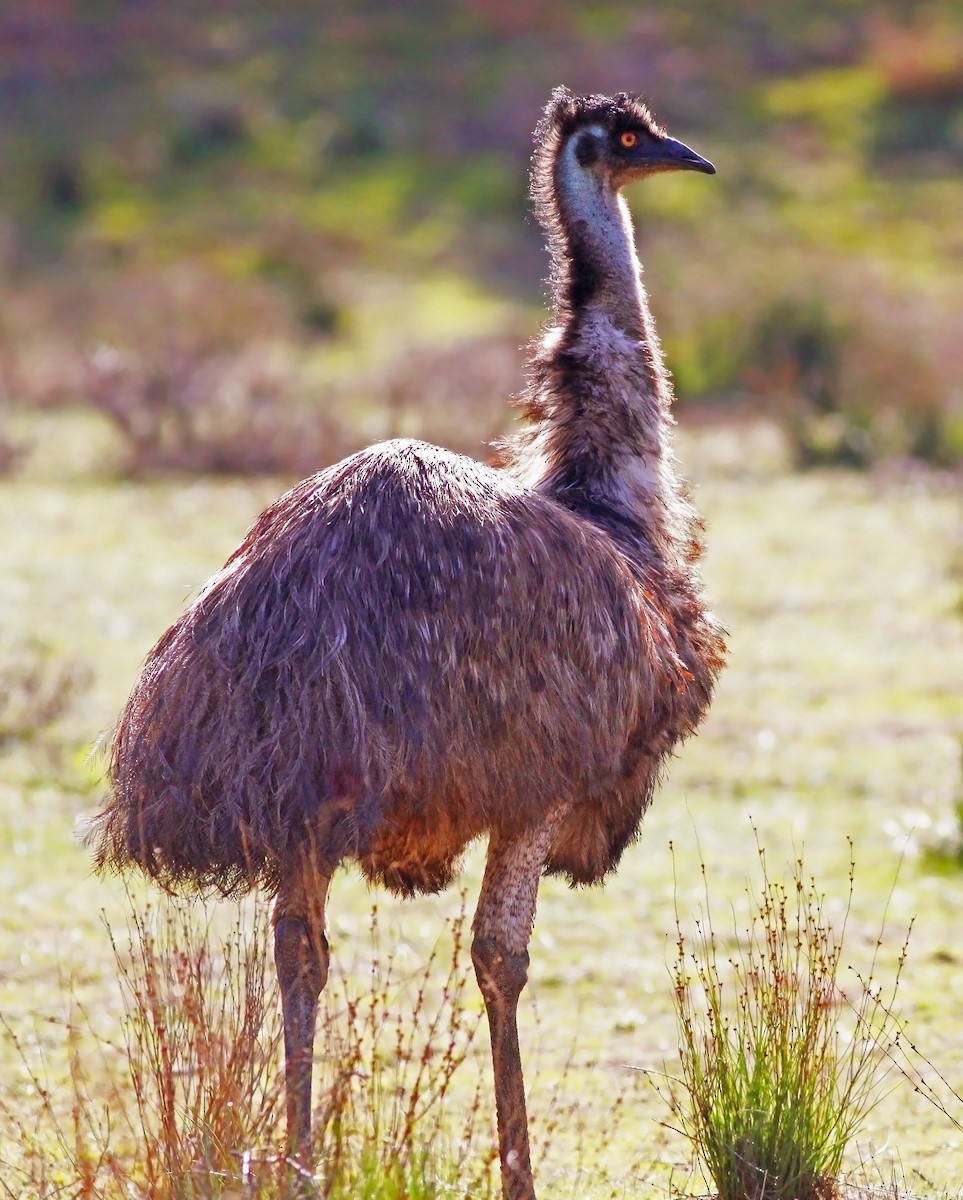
[535,87,664,148]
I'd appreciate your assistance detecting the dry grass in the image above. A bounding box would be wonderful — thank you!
[314,904,495,1199]
[0,895,496,1198]
[0,894,285,1197]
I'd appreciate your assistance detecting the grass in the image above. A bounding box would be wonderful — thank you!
[0,895,286,1197]
[664,836,909,1200]
[0,423,962,1195]
[109,896,284,1194]
[312,904,494,1198]
[0,895,496,1198]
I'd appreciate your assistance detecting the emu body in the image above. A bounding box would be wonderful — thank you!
[90,88,725,1200]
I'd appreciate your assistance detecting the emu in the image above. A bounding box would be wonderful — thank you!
[88,87,725,1200]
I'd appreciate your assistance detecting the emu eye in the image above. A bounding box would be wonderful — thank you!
[619,131,638,149]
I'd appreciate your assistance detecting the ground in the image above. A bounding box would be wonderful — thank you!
[1,422,961,1196]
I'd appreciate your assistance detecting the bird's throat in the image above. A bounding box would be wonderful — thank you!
[553,151,646,337]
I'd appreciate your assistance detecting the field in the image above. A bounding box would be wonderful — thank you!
[2,418,961,1197]
[1,3,961,1193]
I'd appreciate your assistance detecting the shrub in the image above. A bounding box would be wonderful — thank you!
[0,637,91,748]
[663,256,963,470]
[664,836,909,1200]
[0,261,362,477]
[0,262,525,477]
[73,264,357,477]
[750,290,963,470]
[82,338,356,477]
[360,333,523,460]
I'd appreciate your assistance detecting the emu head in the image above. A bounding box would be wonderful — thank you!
[534,87,715,196]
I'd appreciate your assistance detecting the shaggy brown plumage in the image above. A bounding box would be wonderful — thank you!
[88,86,725,1199]
[93,435,719,897]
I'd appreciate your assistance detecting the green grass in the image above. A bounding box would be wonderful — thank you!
[665,836,910,1200]
[1,424,962,1195]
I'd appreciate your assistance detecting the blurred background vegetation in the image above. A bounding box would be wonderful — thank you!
[0,0,961,475]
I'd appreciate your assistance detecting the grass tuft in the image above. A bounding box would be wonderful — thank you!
[109,893,286,1194]
[663,832,910,1200]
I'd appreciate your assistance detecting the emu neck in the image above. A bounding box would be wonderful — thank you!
[554,152,645,337]
[509,156,689,567]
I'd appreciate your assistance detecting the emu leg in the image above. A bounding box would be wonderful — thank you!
[472,937,534,1200]
[472,813,564,1200]
[273,867,331,1157]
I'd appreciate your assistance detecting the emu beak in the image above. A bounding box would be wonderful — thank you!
[640,136,716,175]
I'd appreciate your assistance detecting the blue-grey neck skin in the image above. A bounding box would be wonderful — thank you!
[551,123,648,339]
